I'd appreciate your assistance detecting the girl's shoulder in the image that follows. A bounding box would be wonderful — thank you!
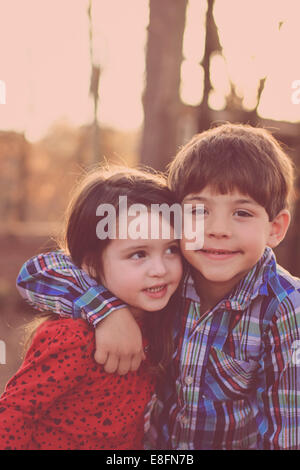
[35,317,92,335]
[4,319,97,396]
[29,318,95,356]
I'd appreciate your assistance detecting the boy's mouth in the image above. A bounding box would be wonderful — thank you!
[201,249,240,254]
[198,249,241,259]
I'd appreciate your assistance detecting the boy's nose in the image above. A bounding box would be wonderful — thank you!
[206,217,232,238]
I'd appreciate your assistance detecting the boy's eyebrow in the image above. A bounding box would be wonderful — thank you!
[183,196,208,203]
[233,198,260,205]
[183,195,259,205]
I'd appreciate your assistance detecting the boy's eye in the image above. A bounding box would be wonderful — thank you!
[130,251,147,260]
[234,210,253,217]
[191,206,206,215]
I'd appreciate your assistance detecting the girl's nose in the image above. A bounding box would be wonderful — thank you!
[148,256,167,277]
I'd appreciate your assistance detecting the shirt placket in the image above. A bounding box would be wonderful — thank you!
[173,304,215,450]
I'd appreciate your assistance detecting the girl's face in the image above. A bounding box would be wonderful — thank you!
[100,212,183,318]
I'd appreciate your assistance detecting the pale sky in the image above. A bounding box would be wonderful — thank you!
[0,0,299,142]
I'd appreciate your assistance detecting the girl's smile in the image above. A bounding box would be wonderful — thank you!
[143,284,168,298]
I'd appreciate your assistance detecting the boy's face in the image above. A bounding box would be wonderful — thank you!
[180,186,289,295]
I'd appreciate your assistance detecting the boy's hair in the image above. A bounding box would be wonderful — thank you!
[168,123,295,220]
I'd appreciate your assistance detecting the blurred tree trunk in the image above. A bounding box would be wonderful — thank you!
[140,0,188,171]
[89,64,101,163]
[197,0,266,132]
[198,0,221,131]
[16,134,29,222]
[88,0,101,164]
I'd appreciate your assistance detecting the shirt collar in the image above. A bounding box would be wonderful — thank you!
[182,247,285,311]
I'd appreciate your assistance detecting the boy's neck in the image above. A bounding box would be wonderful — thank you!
[192,269,240,315]
[191,250,269,314]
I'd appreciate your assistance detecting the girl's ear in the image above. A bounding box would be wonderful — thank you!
[267,209,291,248]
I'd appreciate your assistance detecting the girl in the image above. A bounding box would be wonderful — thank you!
[0,167,183,450]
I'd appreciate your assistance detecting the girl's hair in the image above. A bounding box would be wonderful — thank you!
[25,166,181,377]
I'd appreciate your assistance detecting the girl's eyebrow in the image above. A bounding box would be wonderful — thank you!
[120,239,178,253]
[120,244,149,253]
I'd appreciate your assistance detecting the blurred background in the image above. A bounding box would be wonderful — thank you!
[1,0,300,392]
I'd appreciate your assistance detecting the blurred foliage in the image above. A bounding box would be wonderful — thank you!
[0,124,140,226]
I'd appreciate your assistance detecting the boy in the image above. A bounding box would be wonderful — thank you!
[17,124,300,449]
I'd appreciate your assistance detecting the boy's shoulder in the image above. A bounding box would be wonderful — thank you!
[260,260,300,332]
[276,263,300,284]
[274,263,300,307]
[250,249,300,316]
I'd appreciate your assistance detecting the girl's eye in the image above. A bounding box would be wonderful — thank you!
[166,244,180,255]
[130,251,147,260]
[234,210,252,217]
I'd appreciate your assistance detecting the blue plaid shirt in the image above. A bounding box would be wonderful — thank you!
[16,248,300,449]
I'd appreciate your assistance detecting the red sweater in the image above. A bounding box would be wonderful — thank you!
[0,319,155,450]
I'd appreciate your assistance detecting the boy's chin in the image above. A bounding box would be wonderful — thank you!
[199,266,253,288]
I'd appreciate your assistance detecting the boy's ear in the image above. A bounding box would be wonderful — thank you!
[267,209,291,248]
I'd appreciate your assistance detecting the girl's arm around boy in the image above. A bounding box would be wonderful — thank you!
[16,251,144,375]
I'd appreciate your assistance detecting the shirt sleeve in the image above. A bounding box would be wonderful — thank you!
[16,251,127,327]
[0,319,93,450]
[256,301,300,450]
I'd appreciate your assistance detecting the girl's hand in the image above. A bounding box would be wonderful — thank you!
[94,308,145,375]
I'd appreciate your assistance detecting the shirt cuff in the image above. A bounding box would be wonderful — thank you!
[73,285,127,327]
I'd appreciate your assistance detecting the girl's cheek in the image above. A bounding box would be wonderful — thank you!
[172,259,183,280]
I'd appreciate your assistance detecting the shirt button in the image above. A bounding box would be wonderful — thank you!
[179,444,188,450]
[182,416,189,425]
[185,376,193,386]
